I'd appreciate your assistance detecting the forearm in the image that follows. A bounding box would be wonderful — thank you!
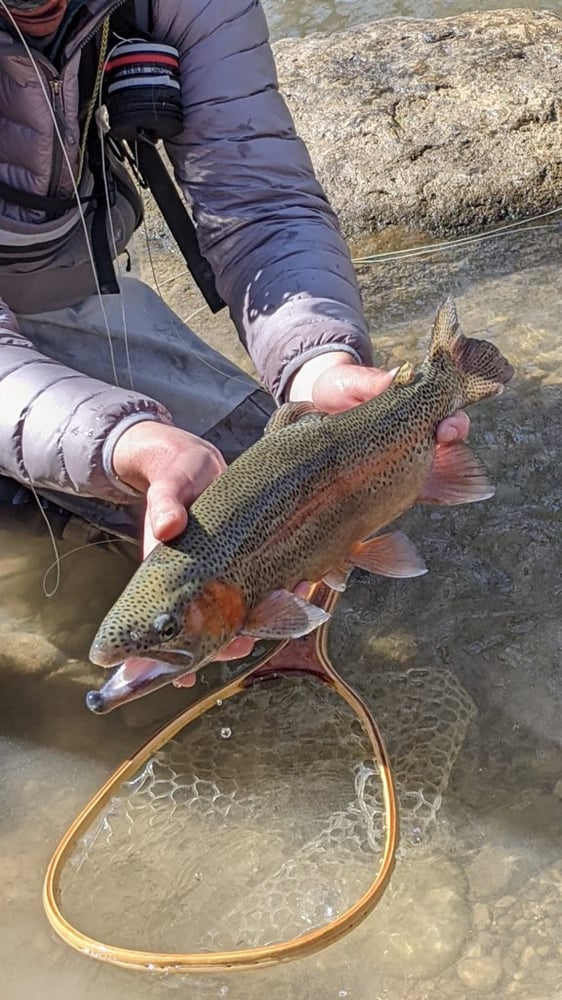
[161,0,372,398]
[0,303,171,502]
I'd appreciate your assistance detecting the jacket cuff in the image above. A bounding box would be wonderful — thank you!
[102,414,169,498]
[278,344,363,402]
[268,323,374,401]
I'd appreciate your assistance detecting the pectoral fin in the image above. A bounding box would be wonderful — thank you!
[265,401,327,435]
[418,442,494,505]
[240,589,331,639]
[349,531,428,578]
[322,565,350,592]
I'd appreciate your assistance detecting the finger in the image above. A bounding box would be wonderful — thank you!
[173,671,197,688]
[214,636,255,661]
[436,410,470,444]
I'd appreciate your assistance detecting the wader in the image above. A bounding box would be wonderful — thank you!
[3,276,274,543]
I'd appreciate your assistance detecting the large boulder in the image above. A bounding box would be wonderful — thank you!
[272,8,562,239]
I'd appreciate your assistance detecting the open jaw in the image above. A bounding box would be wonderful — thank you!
[86,655,195,715]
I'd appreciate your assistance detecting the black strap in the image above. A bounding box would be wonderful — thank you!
[132,0,153,35]
[135,136,225,313]
[0,179,78,219]
[87,120,120,295]
[91,196,120,295]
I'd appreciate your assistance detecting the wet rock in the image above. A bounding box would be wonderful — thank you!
[273,9,561,238]
[456,952,503,991]
[368,859,470,978]
[472,902,491,930]
[520,945,540,970]
[0,627,63,675]
[466,846,520,899]
[496,894,517,909]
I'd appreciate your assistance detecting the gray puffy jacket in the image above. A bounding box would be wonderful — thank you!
[0,0,372,504]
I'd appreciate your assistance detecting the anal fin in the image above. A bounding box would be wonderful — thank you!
[418,442,494,505]
[349,531,427,578]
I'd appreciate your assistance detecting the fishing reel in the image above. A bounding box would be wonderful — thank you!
[103,38,183,143]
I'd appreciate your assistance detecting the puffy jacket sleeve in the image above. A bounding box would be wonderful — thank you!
[0,300,172,502]
[158,0,373,400]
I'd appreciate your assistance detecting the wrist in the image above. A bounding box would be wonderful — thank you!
[287,351,357,402]
[111,418,164,493]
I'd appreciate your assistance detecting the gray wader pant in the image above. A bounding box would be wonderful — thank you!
[13,277,275,543]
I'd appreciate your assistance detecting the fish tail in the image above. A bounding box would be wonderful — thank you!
[429,296,514,405]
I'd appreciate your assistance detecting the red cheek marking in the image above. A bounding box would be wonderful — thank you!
[182,580,247,641]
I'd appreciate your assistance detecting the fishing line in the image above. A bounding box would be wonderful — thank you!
[0,6,130,592]
[28,484,62,598]
[0,4,121,387]
[351,207,562,264]
[41,537,127,598]
[151,208,562,293]
[97,35,152,393]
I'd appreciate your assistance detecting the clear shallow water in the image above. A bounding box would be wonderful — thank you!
[1,3,561,999]
[262,0,557,40]
[2,216,560,1000]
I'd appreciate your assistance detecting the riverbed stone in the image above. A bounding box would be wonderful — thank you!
[466,845,520,899]
[0,627,63,675]
[472,902,491,930]
[272,8,562,239]
[456,952,503,991]
[367,858,470,978]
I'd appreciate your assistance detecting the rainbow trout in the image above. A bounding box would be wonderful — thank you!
[88,298,513,712]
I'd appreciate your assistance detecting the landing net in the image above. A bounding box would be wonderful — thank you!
[43,587,475,973]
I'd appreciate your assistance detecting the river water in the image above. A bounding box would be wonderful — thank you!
[263,0,550,38]
[1,4,561,1000]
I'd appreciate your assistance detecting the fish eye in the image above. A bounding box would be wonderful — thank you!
[153,613,180,642]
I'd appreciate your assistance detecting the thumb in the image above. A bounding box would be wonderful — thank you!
[339,366,397,403]
[313,364,397,412]
[144,472,193,555]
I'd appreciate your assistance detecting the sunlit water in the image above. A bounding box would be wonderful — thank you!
[262,0,555,39]
[1,3,561,1000]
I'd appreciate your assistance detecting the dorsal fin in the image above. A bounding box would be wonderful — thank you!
[391,361,416,386]
[428,296,462,359]
[264,401,327,435]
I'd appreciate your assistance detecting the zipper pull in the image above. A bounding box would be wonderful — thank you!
[50,78,66,132]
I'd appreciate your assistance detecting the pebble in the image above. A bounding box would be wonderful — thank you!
[0,628,62,674]
[466,846,519,899]
[456,953,503,991]
[553,778,562,800]
[496,894,517,909]
[472,902,491,930]
[368,859,470,978]
[520,945,539,969]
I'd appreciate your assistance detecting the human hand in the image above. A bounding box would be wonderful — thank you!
[288,351,470,443]
[112,421,226,558]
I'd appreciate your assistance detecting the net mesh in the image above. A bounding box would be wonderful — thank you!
[59,659,475,955]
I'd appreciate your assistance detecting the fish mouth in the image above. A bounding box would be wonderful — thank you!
[86,656,195,715]
[89,640,194,670]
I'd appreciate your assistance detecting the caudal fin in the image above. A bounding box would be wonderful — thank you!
[429,296,514,405]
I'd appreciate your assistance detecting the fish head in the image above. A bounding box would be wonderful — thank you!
[89,547,246,675]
